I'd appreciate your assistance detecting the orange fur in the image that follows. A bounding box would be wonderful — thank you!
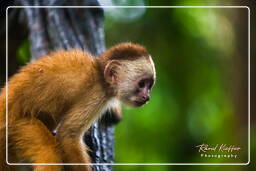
[0,43,154,171]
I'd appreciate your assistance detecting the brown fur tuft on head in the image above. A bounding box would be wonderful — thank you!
[99,42,149,64]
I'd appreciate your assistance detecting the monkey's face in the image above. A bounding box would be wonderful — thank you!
[123,76,155,107]
[104,57,156,107]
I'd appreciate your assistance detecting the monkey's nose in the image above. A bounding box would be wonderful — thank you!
[142,95,150,102]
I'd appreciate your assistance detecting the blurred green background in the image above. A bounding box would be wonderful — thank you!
[101,0,251,170]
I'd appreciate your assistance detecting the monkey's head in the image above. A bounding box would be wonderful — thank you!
[101,43,156,107]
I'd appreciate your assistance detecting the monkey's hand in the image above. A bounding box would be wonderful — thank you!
[101,104,122,125]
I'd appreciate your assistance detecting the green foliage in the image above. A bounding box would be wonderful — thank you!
[16,40,30,65]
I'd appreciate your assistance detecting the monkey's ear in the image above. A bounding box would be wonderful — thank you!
[104,60,121,85]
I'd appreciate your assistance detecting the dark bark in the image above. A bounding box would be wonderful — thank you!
[5,0,115,170]
[0,1,28,87]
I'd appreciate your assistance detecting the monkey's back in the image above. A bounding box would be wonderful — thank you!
[1,49,100,124]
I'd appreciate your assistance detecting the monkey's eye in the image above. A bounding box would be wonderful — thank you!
[138,80,146,88]
[148,78,154,89]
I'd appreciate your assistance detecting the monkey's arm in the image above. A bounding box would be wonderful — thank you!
[55,90,106,171]
[56,108,92,171]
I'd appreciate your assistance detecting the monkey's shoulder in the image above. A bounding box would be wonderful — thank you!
[40,49,95,70]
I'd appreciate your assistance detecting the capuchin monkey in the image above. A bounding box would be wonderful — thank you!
[0,42,156,171]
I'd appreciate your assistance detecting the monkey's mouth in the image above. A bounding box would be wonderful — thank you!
[133,100,147,107]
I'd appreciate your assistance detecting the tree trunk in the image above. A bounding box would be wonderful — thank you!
[6,0,115,170]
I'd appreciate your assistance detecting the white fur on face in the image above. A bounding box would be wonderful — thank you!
[149,55,156,80]
[120,56,155,80]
